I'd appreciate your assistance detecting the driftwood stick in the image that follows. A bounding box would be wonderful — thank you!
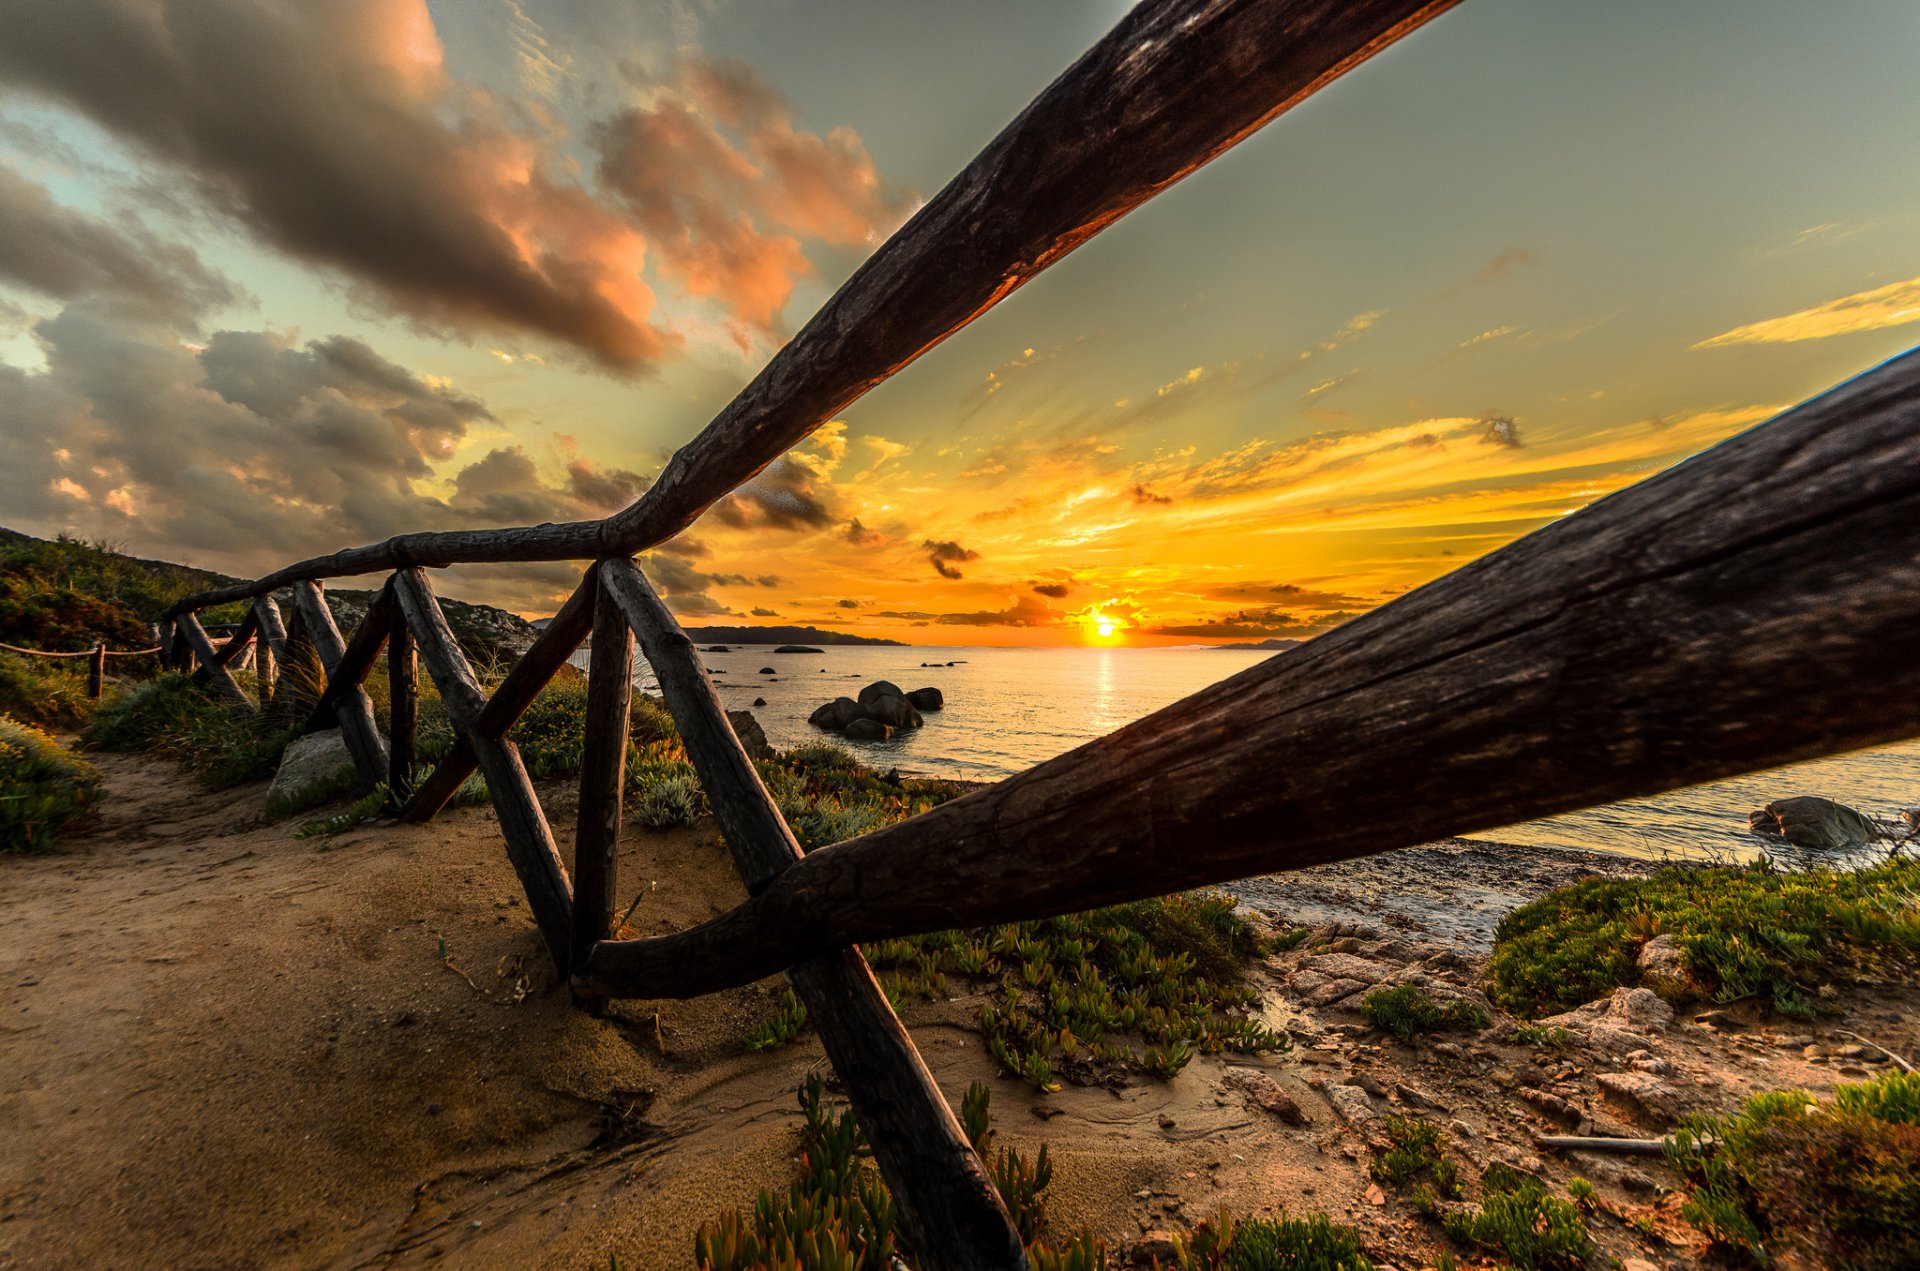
[401,565,598,822]
[175,613,255,711]
[1537,1135,1673,1156]
[1835,1030,1917,1073]
[581,348,1920,999]
[290,581,388,785]
[571,577,633,986]
[591,557,1026,1270]
[303,581,394,736]
[158,0,1457,617]
[389,605,418,797]
[393,568,574,975]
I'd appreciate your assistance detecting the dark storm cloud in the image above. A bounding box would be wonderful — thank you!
[923,539,978,580]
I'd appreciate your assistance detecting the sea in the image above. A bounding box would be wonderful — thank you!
[576,642,1919,868]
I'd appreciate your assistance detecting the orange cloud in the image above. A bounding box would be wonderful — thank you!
[1696,275,1920,348]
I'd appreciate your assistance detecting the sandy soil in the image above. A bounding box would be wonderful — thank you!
[3,751,1914,1270]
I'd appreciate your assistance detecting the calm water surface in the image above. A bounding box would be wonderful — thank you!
[578,643,1918,866]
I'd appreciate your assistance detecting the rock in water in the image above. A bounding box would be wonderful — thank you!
[267,729,357,814]
[856,680,903,706]
[773,645,824,654]
[1747,796,1885,848]
[758,666,776,675]
[866,694,922,730]
[725,709,772,760]
[844,718,892,741]
[808,696,861,731]
[906,686,943,711]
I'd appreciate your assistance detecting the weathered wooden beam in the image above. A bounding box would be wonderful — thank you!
[253,597,287,707]
[389,605,418,797]
[211,608,259,670]
[594,557,1026,1270]
[159,0,1458,616]
[302,581,394,737]
[570,577,633,988]
[392,568,574,975]
[290,581,388,785]
[580,347,1920,999]
[175,613,255,711]
[87,644,104,699]
[400,564,598,822]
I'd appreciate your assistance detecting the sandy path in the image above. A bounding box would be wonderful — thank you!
[0,752,1335,1270]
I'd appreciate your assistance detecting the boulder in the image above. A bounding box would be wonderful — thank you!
[1595,1071,1688,1124]
[808,697,862,731]
[267,730,357,814]
[906,686,944,711]
[866,694,923,730]
[844,718,892,741]
[1748,795,1886,848]
[726,710,772,760]
[1324,1082,1378,1129]
[774,645,824,654]
[856,680,903,706]
[758,666,776,675]
[753,696,767,707]
[704,645,731,653]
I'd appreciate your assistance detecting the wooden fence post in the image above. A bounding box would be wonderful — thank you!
[290,581,389,786]
[389,604,417,797]
[174,613,256,711]
[87,644,104,699]
[571,574,632,990]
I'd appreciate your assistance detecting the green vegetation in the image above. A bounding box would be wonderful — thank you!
[1359,984,1488,1042]
[0,529,236,650]
[1669,1070,1920,1269]
[0,652,95,729]
[1489,860,1920,1017]
[0,717,102,852]
[1440,1163,1591,1271]
[83,675,300,789]
[692,1075,1086,1270]
[294,784,391,838]
[1368,1117,1459,1198]
[1510,1022,1570,1048]
[746,988,810,1053]
[1168,1210,1375,1271]
[863,891,1287,1090]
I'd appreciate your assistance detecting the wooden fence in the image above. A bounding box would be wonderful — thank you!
[150,2,1920,1266]
[0,640,162,698]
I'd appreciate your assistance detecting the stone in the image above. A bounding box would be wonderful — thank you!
[857,680,904,706]
[753,696,766,706]
[1543,987,1672,1037]
[725,710,772,760]
[1223,1070,1309,1126]
[1346,1071,1388,1098]
[1636,934,1691,1000]
[758,666,776,675]
[1325,1083,1378,1130]
[1300,953,1394,984]
[703,645,731,653]
[1131,1232,1180,1266]
[1596,1071,1687,1123]
[865,693,923,730]
[1517,1087,1580,1124]
[1397,1082,1451,1113]
[1747,795,1887,848]
[773,645,824,654]
[267,729,358,813]
[906,686,944,711]
[843,718,892,741]
[1302,978,1369,1007]
[807,697,861,731]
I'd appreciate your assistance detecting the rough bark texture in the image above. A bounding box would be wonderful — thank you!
[590,558,1027,1270]
[174,613,254,711]
[157,0,1456,615]
[210,609,258,669]
[582,348,1920,998]
[570,577,632,986]
[388,607,417,797]
[303,582,393,737]
[399,565,597,822]
[87,645,104,699]
[253,597,287,708]
[393,569,574,975]
[291,581,389,786]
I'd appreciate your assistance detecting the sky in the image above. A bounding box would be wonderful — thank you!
[2,1,1918,647]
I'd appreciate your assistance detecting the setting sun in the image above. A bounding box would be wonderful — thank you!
[1096,618,1115,637]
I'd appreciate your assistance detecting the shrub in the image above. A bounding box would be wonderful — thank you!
[0,652,94,729]
[1360,985,1487,1042]
[1369,1117,1459,1197]
[1669,1071,1920,1269]
[1441,1165,1590,1270]
[0,718,102,852]
[505,670,590,779]
[1490,860,1920,1018]
[1170,1210,1374,1271]
[867,891,1287,1091]
[83,675,298,789]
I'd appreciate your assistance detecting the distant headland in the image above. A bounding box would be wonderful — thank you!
[681,624,905,647]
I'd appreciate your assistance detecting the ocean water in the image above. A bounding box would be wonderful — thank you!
[577,642,1919,866]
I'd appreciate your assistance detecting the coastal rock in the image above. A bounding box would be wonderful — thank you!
[844,718,892,741]
[1747,795,1885,848]
[1224,1069,1309,1125]
[1131,1233,1180,1266]
[704,645,731,653]
[1543,987,1673,1035]
[773,645,824,654]
[1595,1071,1687,1123]
[1324,1082,1378,1129]
[267,730,357,814]
[906,686,944,711]
[758,666,776,675]
[1635,934,1691,1000]
[866,694,922,730]
[726,710,772,761]
[808,697,862,731]
[857,680,903,706]
[1301,953,1394,984]
[1302,977,1369,1007]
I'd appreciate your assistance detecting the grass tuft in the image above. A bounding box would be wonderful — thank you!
[1368,1117,1459,1197]
[1441,1164,1591,1270]
[1360,984,1487,1042]
[0,717,102,852]
[1170,1210,1375,1271]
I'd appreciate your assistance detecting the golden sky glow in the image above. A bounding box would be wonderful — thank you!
[3,1,1919,646]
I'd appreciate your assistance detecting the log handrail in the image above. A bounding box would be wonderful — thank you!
[138,2,1920,1263]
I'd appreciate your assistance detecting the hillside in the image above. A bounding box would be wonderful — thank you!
[0,529,537,662]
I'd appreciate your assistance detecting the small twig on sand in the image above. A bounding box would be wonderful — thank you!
[438,937,483,994]
[1836,1030,1916,1073]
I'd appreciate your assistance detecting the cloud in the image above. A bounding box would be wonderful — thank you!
[923,539,979,580]
[0,0,671,368]
[1478,414,1523,448]
[1190,581,1371,609]
[713,453,837,530]
[1031,582,1072,599]
[0,165,240,328]
[750,607,779,617]
[844,517,887,547]
[1473,247,1537,285]
[933,594,1057,628]
[637,550,739,617]
[836,598,860,609]
[1148,608,1355,640]
[1459,325,1516,349]
[1695,274,1920,348]
[595,55,913,336]
[1130,483,1173,505]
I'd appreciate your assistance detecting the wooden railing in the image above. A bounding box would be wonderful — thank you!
[148,2,1920,1266]
[0,639,161,698]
